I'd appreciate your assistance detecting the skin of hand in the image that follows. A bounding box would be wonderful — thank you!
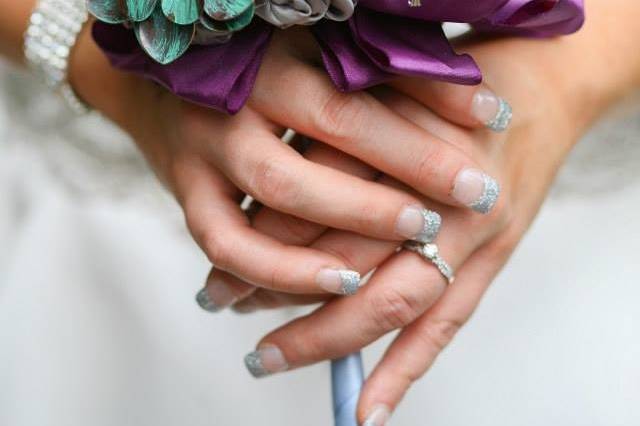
[1,0,638,423]
[60,23,506,297]
[198,1,640,423]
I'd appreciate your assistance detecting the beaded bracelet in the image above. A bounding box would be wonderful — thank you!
[24,0,91,115]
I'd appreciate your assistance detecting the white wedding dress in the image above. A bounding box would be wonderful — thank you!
[0,61,638,426]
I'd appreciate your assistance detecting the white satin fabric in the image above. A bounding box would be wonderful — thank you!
[0,61,639,426]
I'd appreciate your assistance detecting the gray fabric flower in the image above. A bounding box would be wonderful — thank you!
[257,0,356,28]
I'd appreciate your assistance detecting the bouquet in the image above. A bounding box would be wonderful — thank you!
[89,0,584,113]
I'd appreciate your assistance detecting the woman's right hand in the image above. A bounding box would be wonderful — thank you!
[68,25,500,295]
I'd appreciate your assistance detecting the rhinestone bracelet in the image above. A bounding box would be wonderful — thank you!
[24,0,91,115]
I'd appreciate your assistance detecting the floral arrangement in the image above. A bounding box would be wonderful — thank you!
[89,0,584,113]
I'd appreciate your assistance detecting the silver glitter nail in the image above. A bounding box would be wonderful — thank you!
[470,174,500,214]
[485,97,513,132]
[244,346,288,378]
[339,270,361,296]
[415,209,442,243]
[244,351,269,378]
[195,288,223,313]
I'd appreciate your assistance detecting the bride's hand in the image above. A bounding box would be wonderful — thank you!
[69,26,497,296]
[212,12,633,422]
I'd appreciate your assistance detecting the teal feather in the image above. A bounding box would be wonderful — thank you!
[161,0,201,25]
[90,0,258,64]
[126,0,158,21]
[134,4,195,64]
[87,0,127,23]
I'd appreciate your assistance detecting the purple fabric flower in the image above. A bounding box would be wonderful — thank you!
[93,0,584,114]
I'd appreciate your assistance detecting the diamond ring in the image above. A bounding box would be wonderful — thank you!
[403,241,455,285]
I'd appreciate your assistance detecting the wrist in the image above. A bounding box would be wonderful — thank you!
[0,0,36,63]
[68,21,153,135]
[553,0,640,137]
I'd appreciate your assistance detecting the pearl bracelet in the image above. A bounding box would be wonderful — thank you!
[24,0,91,115]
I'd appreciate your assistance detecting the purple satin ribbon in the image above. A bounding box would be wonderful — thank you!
[93,0,584,114]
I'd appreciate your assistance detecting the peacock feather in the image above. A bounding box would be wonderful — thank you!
[87,0,255,64]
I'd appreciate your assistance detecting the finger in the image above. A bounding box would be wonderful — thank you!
[231,171,457,314]
[249,140,378,245]
[233,289,330,314]
[390,78,513,132]
[227,96,494,313]
[250,51,502,214]
[233,182,448,313]
[206,113,440,241]
[225,87,506,312]
[370,87,505,166]
[196,268,257,313]
[177,156,363,295]
[198,141,377,312]
[369,86,477,155]
[241,203,498,377]
[232,227,401,314]
[356,239,512,425]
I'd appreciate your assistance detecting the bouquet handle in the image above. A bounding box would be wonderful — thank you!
[331,352,364,426]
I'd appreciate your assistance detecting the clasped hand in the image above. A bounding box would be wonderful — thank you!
[73,26,581,424]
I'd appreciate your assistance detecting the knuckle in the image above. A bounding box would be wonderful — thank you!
[368,287,422,332]
[418,317,464,352]
[279,328,324,365]
[200,231,233,270]
[315,90,369,141]
[251,156,302,210]
[351,198,389,234]
[413,146,448,189]
[267,260,294,293]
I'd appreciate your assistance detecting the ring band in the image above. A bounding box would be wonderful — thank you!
[403,241,455,285]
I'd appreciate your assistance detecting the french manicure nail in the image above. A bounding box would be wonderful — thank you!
[195,288,221,312]
[452,168,500,214]
[363,404,391,426]
[195,278,238,313]
[396,205,442,243]
[471,88,513,132]
[244,345,289,378]
[316,268,361,295]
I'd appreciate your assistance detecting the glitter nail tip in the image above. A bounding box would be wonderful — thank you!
[244,351,269,378]
[195,288,222,312]
[416,209,442,243]
[485,98,513,132]
[244,346,288,378]
[470,173,500,214]
[339,270,361,296]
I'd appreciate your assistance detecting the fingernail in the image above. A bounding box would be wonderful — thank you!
[363,404,391,426]
[316,268,361,295]
[471,88,513,132]
[452,168,500,214]
[195,288,220,312]
[396,205,442,243]
[195,278,238,313]
[244,345,288,378]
